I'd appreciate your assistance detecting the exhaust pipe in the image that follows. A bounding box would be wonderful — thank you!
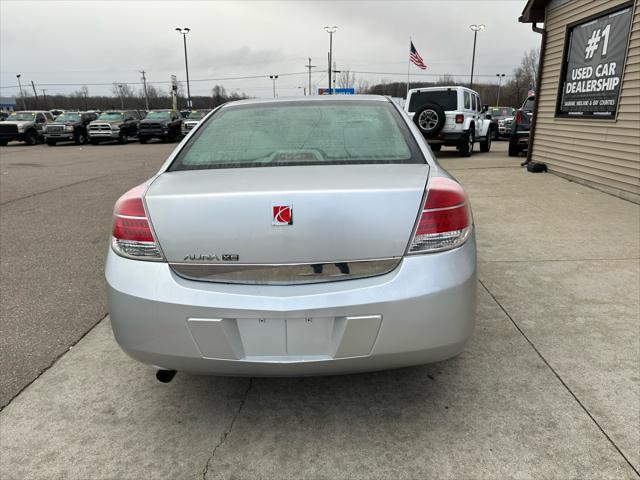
[155,369,177,383]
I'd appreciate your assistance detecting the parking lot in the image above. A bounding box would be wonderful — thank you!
[1,140,638,479]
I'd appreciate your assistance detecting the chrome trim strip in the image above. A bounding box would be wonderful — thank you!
[170,258,402,285]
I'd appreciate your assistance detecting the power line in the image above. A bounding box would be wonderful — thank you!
[349,70,513,78]
[0,71,316,90]
[0,69,514,91]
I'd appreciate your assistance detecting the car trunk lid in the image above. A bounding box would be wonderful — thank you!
[145,164,429,267]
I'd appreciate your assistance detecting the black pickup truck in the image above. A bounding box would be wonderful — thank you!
[509,95,535,157]
[44,111,98,146]
[137,110,182,143]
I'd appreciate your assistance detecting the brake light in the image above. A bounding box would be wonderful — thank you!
[111,184,163,260]
[515,110,523,124]
[407,177,472,254]
[455,114,464,124]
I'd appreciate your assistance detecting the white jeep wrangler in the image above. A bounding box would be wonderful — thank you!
[404,86,493,157]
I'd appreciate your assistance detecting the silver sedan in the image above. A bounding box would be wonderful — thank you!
[106,95,476,381]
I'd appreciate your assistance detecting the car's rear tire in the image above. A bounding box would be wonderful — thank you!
[459,130,474,157]
[139,136,148,144]
[413,104,446,137]
[491,128,498,141]
[24,130,37,146]
[47,140,57,146]
[508,138,521,157]
[479,133,491,153]
[118,131,128,144]
[430,144,442,152]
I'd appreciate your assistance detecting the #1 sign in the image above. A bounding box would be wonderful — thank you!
[557,4,633,117]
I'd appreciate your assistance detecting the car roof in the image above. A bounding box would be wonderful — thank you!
[408,86,478,94]
[222,95,389,108]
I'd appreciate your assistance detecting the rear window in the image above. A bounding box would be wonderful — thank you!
[409,90,457,112]
[523,97,535,111]
[170,101,422,171]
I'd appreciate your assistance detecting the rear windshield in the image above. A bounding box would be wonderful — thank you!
[523,98,535,111]
[170,101,422,171]
[408,90,457,112]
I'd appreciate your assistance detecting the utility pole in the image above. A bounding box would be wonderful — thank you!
[139,70,149,111]
[324,26,337,94]
[117,84,125,108]
[16,74,26,109]
[175,28,192,108]
[332,62,341,91]
[495,73,505,105]
[305,58,315,95]
[41,89,47,110]
[305,58,316,95]
[30,81,39,105]
[269,75,278,98]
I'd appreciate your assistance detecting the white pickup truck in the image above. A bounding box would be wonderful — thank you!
[404,86,493,157]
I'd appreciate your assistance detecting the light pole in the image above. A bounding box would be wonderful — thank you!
[297,86,307,96]
[324,26,337,94]
[469,24,485,89]
[16,74,26,109]
[495,73,505,105]
[269,75,278,98]
[175,27,192,109]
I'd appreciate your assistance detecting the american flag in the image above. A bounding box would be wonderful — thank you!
[410,41,427,70]
[528,84,535,97]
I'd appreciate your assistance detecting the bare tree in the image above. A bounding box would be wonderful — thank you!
[435,74,455,85]
[520,48,539,86]
[356,78,370,94]
[211,85,227,107]
[337,70,356,89]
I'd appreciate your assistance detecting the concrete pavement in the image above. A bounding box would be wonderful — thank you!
[0,141,173,407]
[1,141,638,479]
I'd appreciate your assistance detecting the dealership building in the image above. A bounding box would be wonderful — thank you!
[520,0,639,203]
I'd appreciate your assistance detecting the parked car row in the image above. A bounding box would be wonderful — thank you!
[0,109,210,146]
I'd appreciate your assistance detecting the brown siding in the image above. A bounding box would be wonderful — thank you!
[532,0,640,202]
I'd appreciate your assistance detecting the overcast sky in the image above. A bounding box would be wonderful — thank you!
[1,0,540,99]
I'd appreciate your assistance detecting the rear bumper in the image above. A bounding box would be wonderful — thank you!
[106,235,477,376]
[512,127,530,144]
[428,131,468,146]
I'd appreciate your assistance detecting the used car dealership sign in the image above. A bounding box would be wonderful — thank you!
[558,4,633,117]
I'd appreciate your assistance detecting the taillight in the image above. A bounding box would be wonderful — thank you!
[111,184,163,261]
[455,114,464,124]
[515,110,523,124]
[407,177,472,254]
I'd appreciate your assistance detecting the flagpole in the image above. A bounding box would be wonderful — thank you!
[407,38,411,100]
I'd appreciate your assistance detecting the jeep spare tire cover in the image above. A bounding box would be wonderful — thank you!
[413,103,446,136]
